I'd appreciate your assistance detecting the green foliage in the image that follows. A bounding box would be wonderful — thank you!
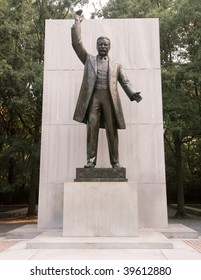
[0,0,88,211]
[0,1,40,201]
[102,0,173,18]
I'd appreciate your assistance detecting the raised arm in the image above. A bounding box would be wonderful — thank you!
[71,10,87,65]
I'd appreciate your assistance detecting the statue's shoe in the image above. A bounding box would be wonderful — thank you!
[84,162,95,168]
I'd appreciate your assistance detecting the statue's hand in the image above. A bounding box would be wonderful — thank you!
[75,10,84,23]
[131,92,142,103]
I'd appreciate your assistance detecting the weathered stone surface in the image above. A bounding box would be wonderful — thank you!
[74,168,128,182]
[63,182,138,237]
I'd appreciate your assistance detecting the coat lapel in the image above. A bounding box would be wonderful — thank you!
[89,55,97,75]
[108,59,116,80]
[108,59,112,81]
[108,59,116,91]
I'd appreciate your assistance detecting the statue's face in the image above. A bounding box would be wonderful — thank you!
[96,38,110,57]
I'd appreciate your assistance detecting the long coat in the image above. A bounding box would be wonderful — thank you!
[71,22,137,129]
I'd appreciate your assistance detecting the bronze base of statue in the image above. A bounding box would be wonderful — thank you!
[74,168,128,182]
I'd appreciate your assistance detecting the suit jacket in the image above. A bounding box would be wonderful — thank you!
[71,22,137,129]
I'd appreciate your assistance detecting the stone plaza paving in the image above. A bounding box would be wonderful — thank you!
[0,207,201,260]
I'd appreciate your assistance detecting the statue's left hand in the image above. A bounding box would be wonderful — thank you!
[131,92,142,103]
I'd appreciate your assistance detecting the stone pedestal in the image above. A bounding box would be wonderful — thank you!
[74,168,128,182]
[63,182,138,237]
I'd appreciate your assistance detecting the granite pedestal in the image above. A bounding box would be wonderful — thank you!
[63,182,138,237]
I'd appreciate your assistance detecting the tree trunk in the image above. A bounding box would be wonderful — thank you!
[26,103,41,217]
[173,132,187,218]
[7,157,15,204]
[27,169,38,217]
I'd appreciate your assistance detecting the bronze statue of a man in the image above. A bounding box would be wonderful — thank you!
[71,11,142,170]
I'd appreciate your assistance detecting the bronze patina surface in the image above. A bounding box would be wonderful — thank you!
[74,168,128,182]
[71,10,142,170]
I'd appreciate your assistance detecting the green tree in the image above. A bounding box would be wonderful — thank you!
[162,0,201,217]
[0,0,88,216]
[0,0,44,214]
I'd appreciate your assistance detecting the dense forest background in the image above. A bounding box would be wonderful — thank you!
[0,0,200,217]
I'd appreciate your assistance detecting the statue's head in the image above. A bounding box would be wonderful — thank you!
[96,37,111,57]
